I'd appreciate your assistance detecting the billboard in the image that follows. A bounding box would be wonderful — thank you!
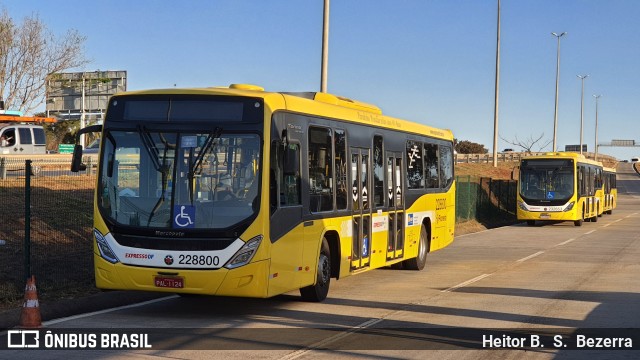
[564,144,587,152]
[45,70,127,125]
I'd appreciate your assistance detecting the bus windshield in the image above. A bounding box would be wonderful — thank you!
[98,129,261,230]
[519,159,574,201]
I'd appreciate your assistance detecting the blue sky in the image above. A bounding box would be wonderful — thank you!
[3,0,640,160]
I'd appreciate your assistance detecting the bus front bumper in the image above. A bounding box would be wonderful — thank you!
[94,256,270,298]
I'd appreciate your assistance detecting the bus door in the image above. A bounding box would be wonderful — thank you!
[386,152,404,261]
[350,147,371,270]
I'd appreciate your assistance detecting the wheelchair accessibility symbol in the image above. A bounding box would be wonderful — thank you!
[173,205,195,228]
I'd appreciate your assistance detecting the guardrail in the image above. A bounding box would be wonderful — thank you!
[455,151,618,166]
[0,154,99,179]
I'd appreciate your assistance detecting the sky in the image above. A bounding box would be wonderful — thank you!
[2,0,640,161]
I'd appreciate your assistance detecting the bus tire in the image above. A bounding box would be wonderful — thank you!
[300,237,331,302]
[574,210,584,226]
[526,220,535,226]
[592,213,598,222]
[403,225,428,271]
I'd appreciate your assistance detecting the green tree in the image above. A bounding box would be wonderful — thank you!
[455,139,488,154]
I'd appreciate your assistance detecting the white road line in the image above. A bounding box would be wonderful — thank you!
[43,295,178,326]
[584,230,596,235]
[516,251,545,263]
[279,318,383,360]
[613,219,623,223]
[556,238,575,246]
[441,273,492,293]
[602,223,611,227]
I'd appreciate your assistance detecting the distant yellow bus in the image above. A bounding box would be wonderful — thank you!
[602,166,617,214]
[517,152,603,226]
[71,84,456,301]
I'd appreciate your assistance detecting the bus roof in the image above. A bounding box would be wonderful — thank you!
[114,84,454,142]
[521,151,603,167]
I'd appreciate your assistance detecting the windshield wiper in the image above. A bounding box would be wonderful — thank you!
[187,127,223,204]
[138,126,173,226]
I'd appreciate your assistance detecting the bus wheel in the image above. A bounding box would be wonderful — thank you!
[526,220,535,226]
[574,211,584,226]
[592,213,598,222]
[403,225,428,271]
[300,238,331,302]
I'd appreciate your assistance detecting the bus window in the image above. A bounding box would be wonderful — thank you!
[373,135,384,207]
[440,145,453,189]
[424,143,439,188]
[335,129,347,210]
[406,140,423,189]
[282,143,301,206]
[309,126,333,212]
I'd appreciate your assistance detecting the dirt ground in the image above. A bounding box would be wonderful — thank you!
[0,174,97,311]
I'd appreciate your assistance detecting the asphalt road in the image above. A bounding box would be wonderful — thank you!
[2,162,639,359]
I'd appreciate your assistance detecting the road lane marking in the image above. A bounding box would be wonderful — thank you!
[556,238,575,246]
[280,318,383,360]
[441,273,492,293]
[42,295,178,326]
[602,223,611,227]
[584,230,596,235]
[516,251,545,263]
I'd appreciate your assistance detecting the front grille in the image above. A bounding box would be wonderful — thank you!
[112,233,235,251]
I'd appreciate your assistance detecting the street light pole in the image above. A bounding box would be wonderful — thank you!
[593,94,602,161]
[551,32,566,152]
[80,75,86,149]
[492,0,501,167]
[577,74,589,154]
[320,0,330,93]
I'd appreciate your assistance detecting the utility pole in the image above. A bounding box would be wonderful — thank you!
[320,0,330,93]
[492,0,501,167]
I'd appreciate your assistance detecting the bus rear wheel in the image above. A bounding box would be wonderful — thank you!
[300,238,331,302]
[403,225,428,271]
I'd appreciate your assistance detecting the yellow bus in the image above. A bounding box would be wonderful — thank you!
[602,166,617,214]
[517,152,603,227]
[70,84,456,301]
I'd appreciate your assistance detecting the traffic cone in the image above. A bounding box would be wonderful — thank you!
[18,275,42,329]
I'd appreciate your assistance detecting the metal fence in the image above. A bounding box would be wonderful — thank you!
[455,175,517,225]
[0,158,96,308]
[1,157,517,309]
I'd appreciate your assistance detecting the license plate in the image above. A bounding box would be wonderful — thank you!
[154,276,184,288]
[540,213,551,219]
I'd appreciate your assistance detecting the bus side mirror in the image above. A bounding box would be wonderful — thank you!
[511,166,520,181]
[71,144,87,172]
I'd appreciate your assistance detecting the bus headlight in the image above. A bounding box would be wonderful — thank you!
[94,229,119,264]
[564,202,575,212]
[224,235,262,269]
[518,200,528,211]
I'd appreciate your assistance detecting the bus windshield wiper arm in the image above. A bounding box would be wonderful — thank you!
[147,145,171,226]
[187,127,222,204]
[138,126,172,226]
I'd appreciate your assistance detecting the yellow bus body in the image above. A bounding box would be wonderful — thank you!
[517,152,604,226]
[85,85,456,300]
